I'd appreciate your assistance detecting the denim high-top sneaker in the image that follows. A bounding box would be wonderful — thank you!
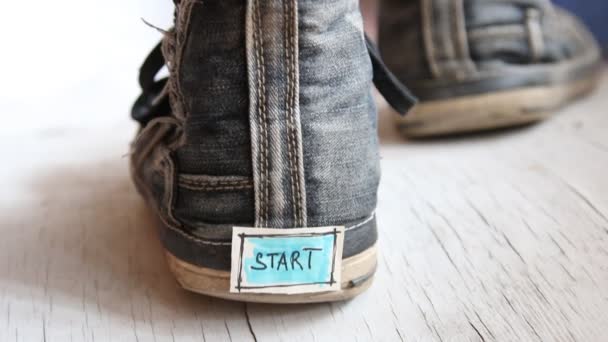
[379,0,602,137]
[130,0,413,303]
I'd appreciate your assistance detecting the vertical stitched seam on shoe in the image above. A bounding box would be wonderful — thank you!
[421,0,441,78]
[172,0,195,121]
[525,8,545,62]
[254,0,269,227]
[438,1,455,67]
[252,0,262,226]
[259,0,269,227]
[284,0,301,227]
[283,0,297,225]
[292,0,305,227]
[251,1,262,226]
[452,0,475,75]
[289,0,304,227]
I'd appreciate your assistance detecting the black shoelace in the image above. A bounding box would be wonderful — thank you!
[131,42,170,125]
[365,35,417,115]
[132,35,417,125]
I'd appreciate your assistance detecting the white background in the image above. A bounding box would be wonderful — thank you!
[0,1,173,137]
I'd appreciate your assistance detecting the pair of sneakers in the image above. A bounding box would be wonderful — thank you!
[130,0,601,304]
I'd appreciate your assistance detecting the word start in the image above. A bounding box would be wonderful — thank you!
[250,248,323,271]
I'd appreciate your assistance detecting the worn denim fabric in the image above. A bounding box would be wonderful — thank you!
[379,0,602,100]
[130,0,379,271]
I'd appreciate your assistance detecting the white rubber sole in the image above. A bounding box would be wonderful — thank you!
[397,76,599,138]
[166,245,378,304]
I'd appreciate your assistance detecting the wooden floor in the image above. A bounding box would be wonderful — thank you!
[0,68,605,341]
[3,0,608,338]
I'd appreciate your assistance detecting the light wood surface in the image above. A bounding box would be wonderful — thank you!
[1,69,606,341]
[1,2,607,339]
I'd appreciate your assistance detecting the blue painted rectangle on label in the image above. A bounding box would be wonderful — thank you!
[230,226,344,294]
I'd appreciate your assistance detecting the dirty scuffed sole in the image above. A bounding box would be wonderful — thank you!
[397,76,599,138]
[166,245,378,304]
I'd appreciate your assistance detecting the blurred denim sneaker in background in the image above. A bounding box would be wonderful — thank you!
[379,0,602,137]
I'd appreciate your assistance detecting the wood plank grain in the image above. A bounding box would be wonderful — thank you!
[0,60,606,341]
